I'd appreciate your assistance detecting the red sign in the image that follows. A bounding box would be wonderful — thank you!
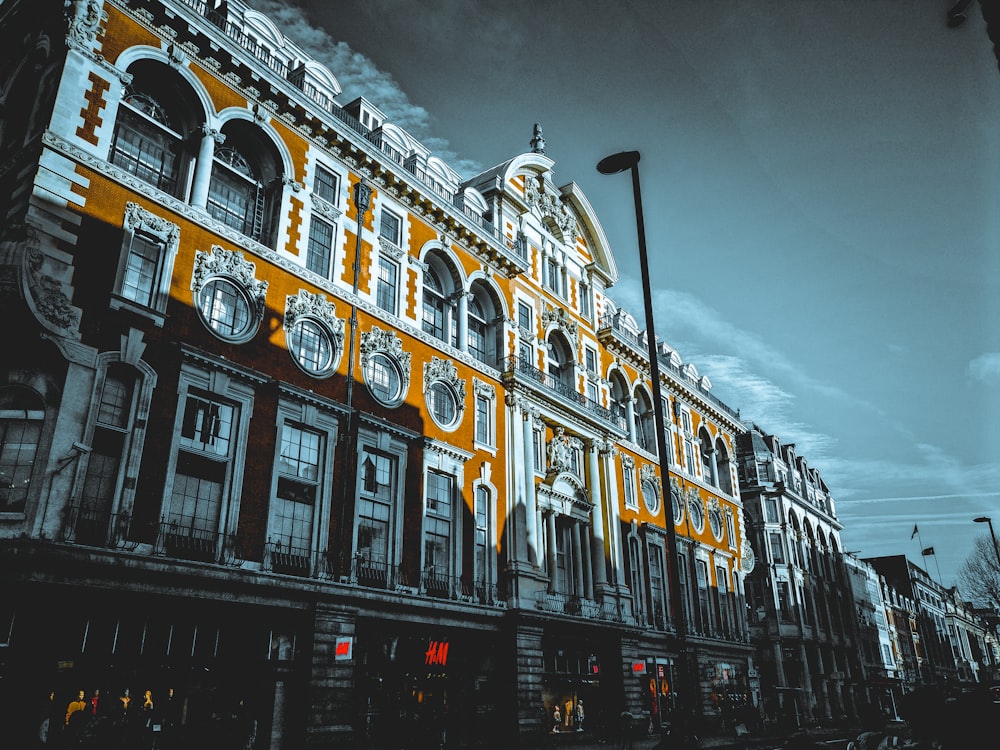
[632,662,647,674]
[425,640,449,666]
[657,665,665,678]
[334,637,353,661]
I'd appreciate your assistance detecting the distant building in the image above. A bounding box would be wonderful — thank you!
[0,1,752,747]
[736,425,861,730]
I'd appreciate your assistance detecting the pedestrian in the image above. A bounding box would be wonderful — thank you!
[552,704,561,733]
[576,699,585,732]
[65,689,89,746]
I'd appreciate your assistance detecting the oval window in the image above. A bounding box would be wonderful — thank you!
[427,380,459,428]
[365,352,403,406]
[288,318,335,377]
[198,278,255,342]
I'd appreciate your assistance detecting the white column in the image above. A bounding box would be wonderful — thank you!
[546,511,558,593]
[456,292,469,352]
[581,523,594,599]
[572,521,585,598]
[191,125,224,209]
[522,405,539,566]
[601,444,625,587]
[625,396,636,443]
[587,440,608,589]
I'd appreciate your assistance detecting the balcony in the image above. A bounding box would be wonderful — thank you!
[63,506,138,551]
[156,520,245,566]
[502,356,626,431]
[534,591,639,626]
[265,541,313,577]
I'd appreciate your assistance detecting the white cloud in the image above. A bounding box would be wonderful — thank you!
[968,352,1000,383]
[246,0,479,174]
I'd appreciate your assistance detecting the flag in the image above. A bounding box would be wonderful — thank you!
[911,524,919,540]
[921,547,935,556]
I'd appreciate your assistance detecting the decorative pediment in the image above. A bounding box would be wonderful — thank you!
[639,463,661,495]
[379,236,405,260]
[360,325,411,383]
[125,202,179,246]
[473,377,495,399]
[191,246,268,315]
[423,356,466,403]
[285,290,344,347]
[525,179,576,239]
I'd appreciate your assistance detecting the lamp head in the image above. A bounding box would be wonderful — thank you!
[974,516,992,523]
[597,151,641,175]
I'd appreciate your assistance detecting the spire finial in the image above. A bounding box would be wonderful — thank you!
[530,122,546,155]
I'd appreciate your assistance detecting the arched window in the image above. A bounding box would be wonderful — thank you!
[715,437,733,495]
[609,372,630,432]
[110,61,200,199]
[546,333,575,391]
[208,120,283,246]
[633,389,656,453]
[421,252,459,346]
[699,428,716,486]
[0,385,44,513]
[467,280,502,367]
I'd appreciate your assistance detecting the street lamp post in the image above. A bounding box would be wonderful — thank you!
[597,151,691,709]
[974,516,1000,569]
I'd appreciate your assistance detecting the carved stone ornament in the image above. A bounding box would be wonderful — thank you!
[65,0,103,46]
[27,243,80,333]
[741,537,756,574]
[284,289,345,349]
[541,304,579,344]
[124,202,179,247]
[473,377,494,399]
[546,427,574,474]
[706,495,721,514]
[525,179,576,238]
[191,245,269,316]
[360,325,411,383]
[379,236,405,260]
[621,453,635,471]
[424,356,466,403]
[639,463,661,495]
[312,195,342,222]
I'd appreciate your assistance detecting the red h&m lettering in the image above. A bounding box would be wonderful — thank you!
[425,640,449,666]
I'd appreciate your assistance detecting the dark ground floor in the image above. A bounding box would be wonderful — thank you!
[1,566,757,748]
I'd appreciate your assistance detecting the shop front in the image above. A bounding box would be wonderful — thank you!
[353,619,500,748]
[540,632,619,739]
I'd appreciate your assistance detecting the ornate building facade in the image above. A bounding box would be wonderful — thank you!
[0,1,752,747]
[735,425,861,731]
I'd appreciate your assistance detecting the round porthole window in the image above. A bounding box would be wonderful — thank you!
[287,317,336,377]
[672,488,684,525]
[709,508,724,540]
[689,497,705,532]
[641,477,660,515]
[197,278,256,342]
[427,380,459,428]
[365,352,403,406]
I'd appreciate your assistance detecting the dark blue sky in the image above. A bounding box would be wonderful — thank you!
[253,0,1000,586]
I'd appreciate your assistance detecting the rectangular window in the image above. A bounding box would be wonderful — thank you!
[725,511,736,550]
[648,543,667,629]
[376,256,398,315]
[696,559,712,632]
[716,565,731,636]
[380,209,401,245]
[517,301,532,332]
[769,531,786,564]
[518,341,534,367]
[586,381,599,406]
[306,217,334,278]
[764,498,779,524]
[584,346,598,375]
[120,234,162,308]
[475,394,492,446]
[272,423,322,553]
[623,461,637,510]
[356,447,395,586]
[677,553,691,630]
[683,439,695,474]
[629,537,644,619]
[474,486,490,589]
[313,165,339,204]
[180,394,234,456]
[777,581,792,621]
[533,428,543,473]
[424,471,453,593]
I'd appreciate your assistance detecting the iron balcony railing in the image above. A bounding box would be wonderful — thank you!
[503,355,626,430]
[265,540,315,577]
[63,506,138,551]
[156,519,245,567]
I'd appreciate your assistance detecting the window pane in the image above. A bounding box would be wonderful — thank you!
[200,279,251,339]
[380,211,401,244]
[288,319,333,375]
[180,394,234,456]
[110,106,180,195]
[121,235,161,307]
[314,165,338,204]
[376,257,398,314]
